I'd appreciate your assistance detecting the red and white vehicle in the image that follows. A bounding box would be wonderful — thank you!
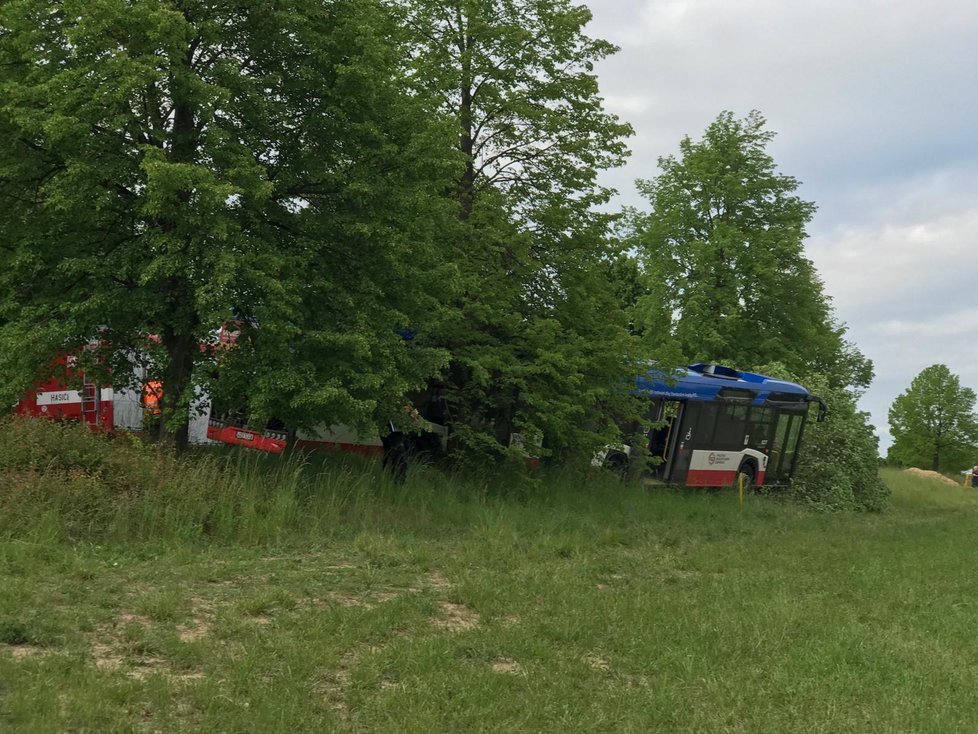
[14,337,448,462]
[594,364,826,488]
[13,353,217,444]
[14,365,114,428]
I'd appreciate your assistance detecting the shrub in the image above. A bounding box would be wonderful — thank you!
[789,378,889,512]
[0,417,172,539]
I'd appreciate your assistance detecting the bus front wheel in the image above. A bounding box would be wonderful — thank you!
[736,462,756,491]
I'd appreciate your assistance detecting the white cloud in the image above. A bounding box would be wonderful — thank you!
[601,93,655,118]
[810,198,978,316]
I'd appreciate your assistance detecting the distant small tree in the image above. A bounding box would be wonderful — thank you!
[887,365,978,472]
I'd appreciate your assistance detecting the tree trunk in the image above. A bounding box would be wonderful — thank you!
[456,10,475,222]
[154,36,200,454]
[160,325,196,453]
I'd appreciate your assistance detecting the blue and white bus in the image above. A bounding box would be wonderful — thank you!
[602,364,825,488]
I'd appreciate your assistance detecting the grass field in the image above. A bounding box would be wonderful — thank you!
[3,440,978,731]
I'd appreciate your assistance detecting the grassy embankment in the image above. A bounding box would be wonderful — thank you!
[3,418,978,732]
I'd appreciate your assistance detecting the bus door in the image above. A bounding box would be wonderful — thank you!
[647,398,678,478]
[780,411,806,478]
[664,401,718,485]
[765,408,807,483]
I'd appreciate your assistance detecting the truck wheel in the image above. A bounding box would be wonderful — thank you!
[382,433,412,483]
[605,452,629,477]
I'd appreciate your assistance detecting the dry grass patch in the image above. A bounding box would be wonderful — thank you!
[433,601,480,632]
[177,618,210,643]
[117,612,153,628]
[177,597,213,642]
[491,657,522,674]
[904,467,960,487]
[88,609,207,682]
[5,643,47,659]
[315,650,359,721]
[584,652,611,671]
[425,570,453,589]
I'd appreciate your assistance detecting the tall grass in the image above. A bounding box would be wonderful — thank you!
[1,419,369,543]
[0,418,643,546]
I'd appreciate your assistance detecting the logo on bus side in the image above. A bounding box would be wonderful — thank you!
[700,451,732,467]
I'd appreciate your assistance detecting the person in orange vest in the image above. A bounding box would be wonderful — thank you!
[143,381,163,416]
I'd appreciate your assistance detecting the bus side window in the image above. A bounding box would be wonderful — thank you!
[714,403,747,449]
[746,406,775,449]
[684,403,719,447]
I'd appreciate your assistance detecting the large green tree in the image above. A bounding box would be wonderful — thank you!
[626,111,884,505]
[888,364,978,472]
[0,0,457,449]
[630,110,871,391]
[399,0,641,461]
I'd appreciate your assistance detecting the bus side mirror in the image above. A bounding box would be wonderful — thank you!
[811,396,827,423]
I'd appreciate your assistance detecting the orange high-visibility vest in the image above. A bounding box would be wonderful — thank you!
[143,381,162,415]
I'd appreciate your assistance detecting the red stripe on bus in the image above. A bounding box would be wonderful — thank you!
[686,468,767,488]
[686,469,739,487]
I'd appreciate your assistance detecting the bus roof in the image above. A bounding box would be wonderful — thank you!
[636,363,812,405]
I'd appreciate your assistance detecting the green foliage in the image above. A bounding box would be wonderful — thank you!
[600,250,650,335]
[630,110,871,392]
[0,416,305,543]
[401,0,631,216]
[786,374,890,512]
[0,0,886,498]
[399,0,643,463]
[624,111,882,508]
[0,0,458,447]
[887,364,978,472]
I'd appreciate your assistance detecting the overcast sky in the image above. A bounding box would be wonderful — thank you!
[583,0,978,455]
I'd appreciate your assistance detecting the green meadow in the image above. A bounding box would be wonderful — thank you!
[3,421,978,732]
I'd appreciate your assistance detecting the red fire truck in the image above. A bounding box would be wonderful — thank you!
[13,356,114,429]
[14,335,449,464]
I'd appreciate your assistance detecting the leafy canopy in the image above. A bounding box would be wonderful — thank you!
[400,0,642,462]
[630,110,871,392]
[625,111,883,505]
[0,0,458,446]
[770,368,889,512]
